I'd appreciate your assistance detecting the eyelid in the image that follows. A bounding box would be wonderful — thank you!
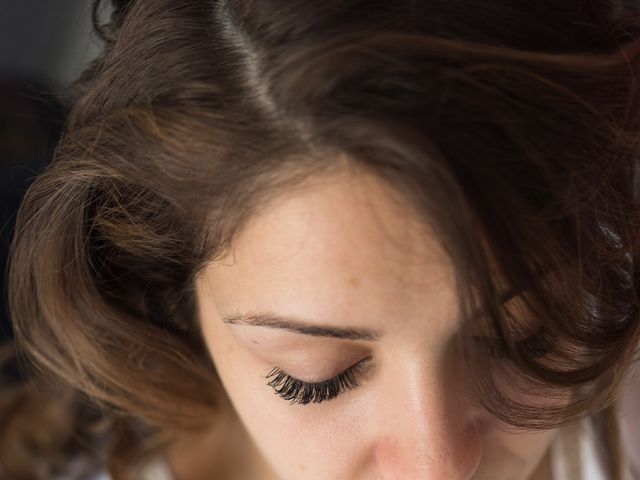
[264,328,555,405]
[264,356,372,405]
[283,356,372,385]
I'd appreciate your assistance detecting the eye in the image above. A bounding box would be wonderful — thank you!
[475,326,554,359]
[264,357,372,405]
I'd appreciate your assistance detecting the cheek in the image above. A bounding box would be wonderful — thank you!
[238,404,368,479]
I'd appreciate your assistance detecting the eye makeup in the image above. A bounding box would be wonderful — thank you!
[264,357,372,405]
[263,328,554,406]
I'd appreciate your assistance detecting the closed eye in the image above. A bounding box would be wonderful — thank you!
[264,328,554,406]
[264,357,372,406]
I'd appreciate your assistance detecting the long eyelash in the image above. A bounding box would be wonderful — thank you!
[264,359,369,405]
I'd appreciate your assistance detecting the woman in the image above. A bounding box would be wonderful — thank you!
[2,0,640,479]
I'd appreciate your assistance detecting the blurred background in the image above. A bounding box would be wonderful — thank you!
[1,2,639,479]
[0,0,106,374]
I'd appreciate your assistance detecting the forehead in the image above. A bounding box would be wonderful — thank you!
[200,168,459,334]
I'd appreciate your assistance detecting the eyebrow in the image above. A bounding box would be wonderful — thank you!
[222,283,531,342]
[222,311,381,341]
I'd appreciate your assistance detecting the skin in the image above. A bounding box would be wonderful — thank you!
[192,167,562,480]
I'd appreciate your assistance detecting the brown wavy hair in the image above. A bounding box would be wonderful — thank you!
[3,0,640,478]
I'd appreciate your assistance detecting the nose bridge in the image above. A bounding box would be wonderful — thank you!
[374,355,483,480]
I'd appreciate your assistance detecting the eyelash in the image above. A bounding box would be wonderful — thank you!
[265,328,553,406]
[264,357,371,406]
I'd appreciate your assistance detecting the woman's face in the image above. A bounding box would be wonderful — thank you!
[195,168,560,480]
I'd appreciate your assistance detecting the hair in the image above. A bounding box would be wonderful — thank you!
[2,0,640,478]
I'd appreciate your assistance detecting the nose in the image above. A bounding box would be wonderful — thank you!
[372,358,484,480]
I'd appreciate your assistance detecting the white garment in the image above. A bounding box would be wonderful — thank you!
[136,455,175,480]
[551,415,608,480]
[550,408,639,480]
[87,455,175,480]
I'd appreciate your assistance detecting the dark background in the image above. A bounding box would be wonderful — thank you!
[0,1,104,346]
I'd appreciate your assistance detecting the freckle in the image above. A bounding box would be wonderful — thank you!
[349,275,360,287]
